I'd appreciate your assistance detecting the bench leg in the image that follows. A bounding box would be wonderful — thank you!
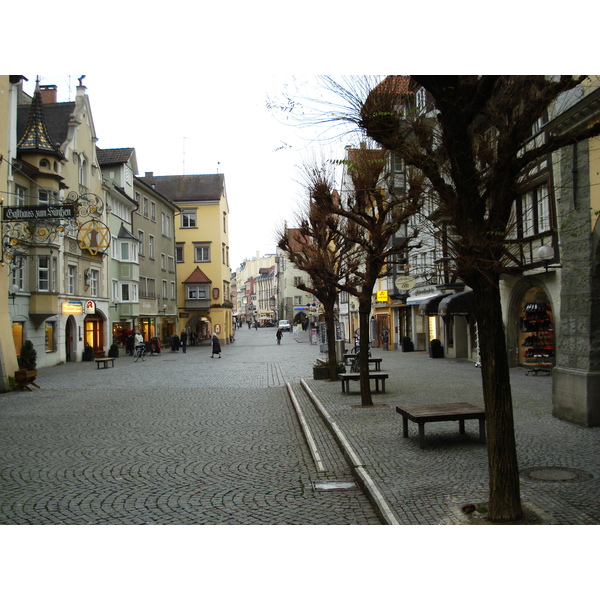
[459,419,465,435]
[418,423,425,448]
[382,379,385,393]
[479,418,486,444]
[402,416,409,438]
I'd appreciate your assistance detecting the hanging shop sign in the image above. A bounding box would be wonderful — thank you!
[377,290,389,302]
[3,205,76,221]
[395,275,417,291]
[84,300,96,314]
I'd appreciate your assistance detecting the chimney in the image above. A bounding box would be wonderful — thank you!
[145,172,154,177]
[40,85,58,103]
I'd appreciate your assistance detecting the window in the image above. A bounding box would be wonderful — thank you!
[168,256,175,273]
[181,211,197,228]
[139,276,147,297]
[160,253,166,271]
[12,259,24,290]
[151,201,156,222]
[162,279,168,299]
[143,197,149,218]
[187,285,208,300]
[171,281,176,300]
[194,244,210,262]
[38,257,50,291]
[149,235,155,259]
[121,282,138,302]
[15,185,27,206]
[138,230,145,255]
[175,244,184,263]
[89,269,99,297]
[161,212,171,237]
[147,278,156,298]
[121,242,130,261]
[38,190,49,204]
[509,183,552,239]
[67,265,77,294]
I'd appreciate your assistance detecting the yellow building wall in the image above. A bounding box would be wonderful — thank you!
[0,76,21,389]
[177,196,231,341]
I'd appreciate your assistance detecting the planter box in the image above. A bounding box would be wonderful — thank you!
[313,366,330,380]
[15,369,39,391]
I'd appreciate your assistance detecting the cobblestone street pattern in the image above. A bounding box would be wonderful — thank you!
[0,328,379,525]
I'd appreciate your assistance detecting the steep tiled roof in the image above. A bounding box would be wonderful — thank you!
[183,266,212,284]
[17,83,63,158]
[139,174,224,202]
[97,148,135,166]
[17,102,75,150]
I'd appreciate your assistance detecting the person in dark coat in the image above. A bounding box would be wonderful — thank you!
[211,333,221,358]
[180,330,188,353]
[276,328,283,345]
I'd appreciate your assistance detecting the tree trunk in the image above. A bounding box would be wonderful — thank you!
[471,272,523,522]
[323,299,339,381]
[358,305,373,406]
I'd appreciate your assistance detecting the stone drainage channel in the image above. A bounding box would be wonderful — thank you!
[286,380,596,526]
[286,380,400,526]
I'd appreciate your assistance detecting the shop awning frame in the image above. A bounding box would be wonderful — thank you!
[438,290,475,317]
[418,294,450,316]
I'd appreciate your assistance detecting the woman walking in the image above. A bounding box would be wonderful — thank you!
[211,333,222,358]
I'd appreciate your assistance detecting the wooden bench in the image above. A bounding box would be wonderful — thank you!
[343,355,383,371]
[95,357,115,369]
[339,372,389,393]
[396,402,486,448]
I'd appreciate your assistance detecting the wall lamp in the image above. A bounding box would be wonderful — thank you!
[538,245,562,275]
[110,299,120,310]
[9,283,19,304]
[159,304,168,314]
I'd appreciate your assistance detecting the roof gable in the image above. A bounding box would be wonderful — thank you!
[183,266,212,284]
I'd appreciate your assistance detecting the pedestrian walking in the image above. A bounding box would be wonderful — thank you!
[276,328,283,345]
[126,331,135,356]
[211,333,222,358]
[181,330,188,353]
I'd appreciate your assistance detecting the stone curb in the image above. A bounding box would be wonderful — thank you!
[300,378,400,525]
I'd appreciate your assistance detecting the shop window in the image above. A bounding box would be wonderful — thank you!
[12,322,24,354]
[45,321,56,352]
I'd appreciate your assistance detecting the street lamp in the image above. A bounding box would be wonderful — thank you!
[9,283,19,304]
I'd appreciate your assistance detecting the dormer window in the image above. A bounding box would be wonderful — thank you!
[39,158,50,169]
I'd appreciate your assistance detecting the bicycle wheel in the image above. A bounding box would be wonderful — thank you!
[141,349,146,361]
[134,347,141,362]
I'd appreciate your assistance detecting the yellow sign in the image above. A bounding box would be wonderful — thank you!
[62,302,83,315]
[377,290,389,302]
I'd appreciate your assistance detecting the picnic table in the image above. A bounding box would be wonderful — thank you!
[395,402,486,448]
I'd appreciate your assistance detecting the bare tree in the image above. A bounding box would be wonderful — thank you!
[321,142,424,406]
[354,75,600,521]
[277,160,358,380]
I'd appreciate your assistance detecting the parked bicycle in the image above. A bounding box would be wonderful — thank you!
[134,342,146,362]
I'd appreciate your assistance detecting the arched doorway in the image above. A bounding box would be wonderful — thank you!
[514,284,555,371]
[65,315,77,362]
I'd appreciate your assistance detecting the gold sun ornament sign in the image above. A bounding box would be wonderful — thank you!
[77,219,110,256]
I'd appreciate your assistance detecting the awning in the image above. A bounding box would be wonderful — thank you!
[418,294,450,316]
[438,290,475,316]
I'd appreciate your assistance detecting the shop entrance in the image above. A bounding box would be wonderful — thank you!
[517,287,554,372]
[84,314,105,357]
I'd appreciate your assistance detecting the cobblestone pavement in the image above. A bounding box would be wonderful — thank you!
[0,328,378,525]
[1,326,598,525]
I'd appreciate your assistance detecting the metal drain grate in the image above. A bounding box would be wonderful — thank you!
[313,481,358,491]
[521,467,593,483]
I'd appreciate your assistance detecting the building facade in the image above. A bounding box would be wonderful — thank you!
[139,173,232,344]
